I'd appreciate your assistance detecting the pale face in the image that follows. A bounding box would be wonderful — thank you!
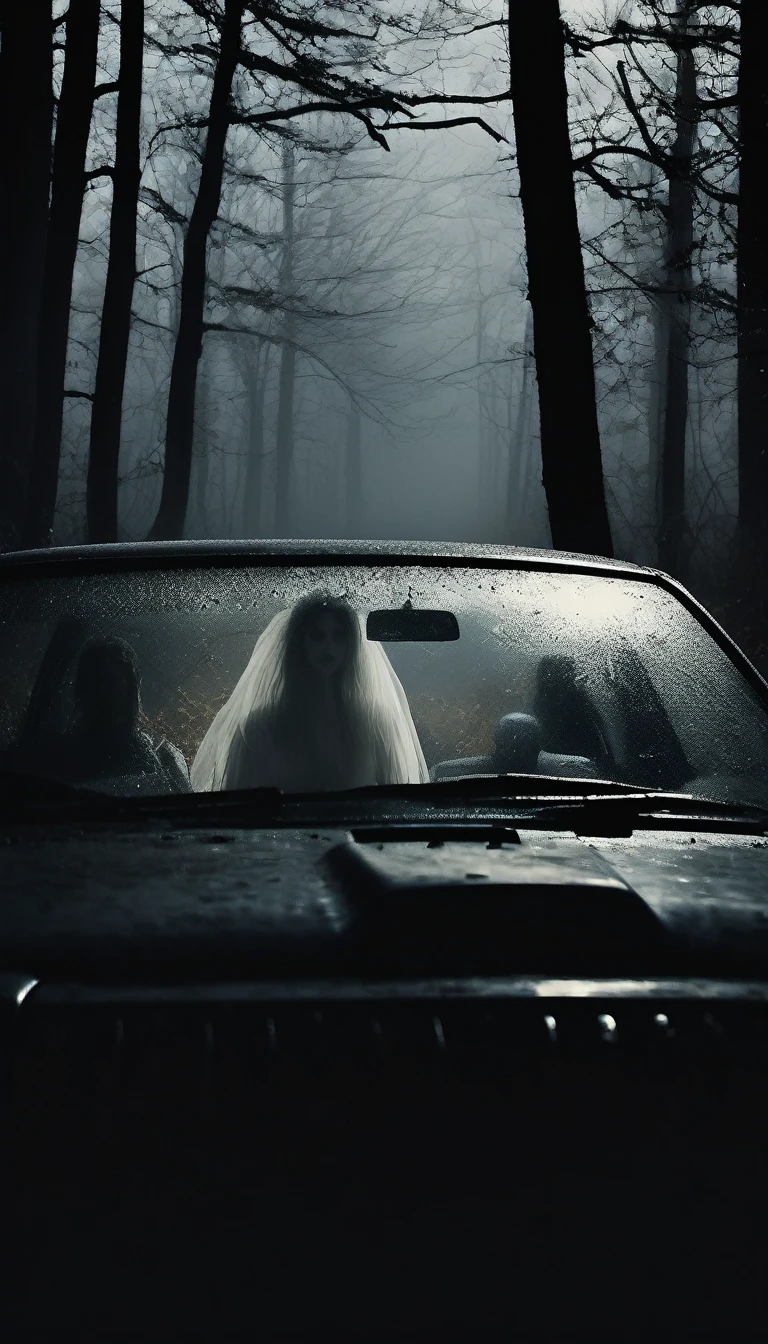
[303,611,349,677]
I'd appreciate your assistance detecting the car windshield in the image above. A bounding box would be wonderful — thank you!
[2,561,768,809]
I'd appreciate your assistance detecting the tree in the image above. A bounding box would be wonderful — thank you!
[567,1,739,572]
[506,305,534,536]
[273,140,296,536]
[656,2,699,574]
[86,0,144,543]
[32,0,511,546]
[148,0,243,540]
[23,0,100,549]
[0,2,53,547]
[141,0,506,540]
[196,122,470,538]
[508,0,613,557]
[735,0,768,563]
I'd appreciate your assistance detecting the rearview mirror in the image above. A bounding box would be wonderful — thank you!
[366,608,460,642]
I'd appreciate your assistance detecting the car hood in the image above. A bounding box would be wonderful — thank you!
[2,823,768,984]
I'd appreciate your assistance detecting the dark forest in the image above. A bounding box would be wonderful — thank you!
[1,0,764,664]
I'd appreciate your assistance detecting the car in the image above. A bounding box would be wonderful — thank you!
[3,539,768,1342]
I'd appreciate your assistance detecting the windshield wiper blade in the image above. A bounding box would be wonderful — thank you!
[1,769,763,837]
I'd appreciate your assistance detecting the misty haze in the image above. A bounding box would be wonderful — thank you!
[2,1,760,656]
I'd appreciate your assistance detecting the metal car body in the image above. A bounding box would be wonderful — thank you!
[3,540,768,1341]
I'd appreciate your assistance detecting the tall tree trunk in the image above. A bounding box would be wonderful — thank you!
[507,0,613,557]
[274,142,296,536]
[736,0,768,558]
[0,3,53,547]
[243,346,267,538]
[86,0,144,543]
[658,3,698,576]
[23,0,99,548]
[345,401,362,536]
[147,0,242,540]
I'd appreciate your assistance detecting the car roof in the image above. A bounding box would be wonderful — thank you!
[0,538,663,582]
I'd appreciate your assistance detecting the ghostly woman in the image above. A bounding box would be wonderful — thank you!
[191,594,428,793]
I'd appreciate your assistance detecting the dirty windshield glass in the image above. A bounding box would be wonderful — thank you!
[2,2,765,813]
[1,564,767,809]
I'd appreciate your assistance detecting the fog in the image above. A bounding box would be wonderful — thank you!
[1,1,752,624]
[57,20,532,547]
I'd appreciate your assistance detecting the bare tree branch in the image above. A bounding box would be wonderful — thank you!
[382,117,507,143]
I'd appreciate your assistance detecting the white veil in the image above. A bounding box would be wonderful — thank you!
[190,607,427,792]
[364,637,429,786]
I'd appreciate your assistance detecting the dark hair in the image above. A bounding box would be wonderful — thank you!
[281,594,360,697]
[271,594,368,756]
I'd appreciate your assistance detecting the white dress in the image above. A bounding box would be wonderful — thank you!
[191,609,427,793]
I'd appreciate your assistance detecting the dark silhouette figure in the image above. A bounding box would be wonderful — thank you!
[432,712,543,781]
[533,650,691,790]
[49,636,189,792]
[532,655,609,764]
[431,679,605,784]
[492,713,542,773]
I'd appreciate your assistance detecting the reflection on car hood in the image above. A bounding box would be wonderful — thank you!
[2,824,768,982]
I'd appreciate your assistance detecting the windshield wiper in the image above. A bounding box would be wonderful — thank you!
[1,769,764,837]
[281,775,768,835]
